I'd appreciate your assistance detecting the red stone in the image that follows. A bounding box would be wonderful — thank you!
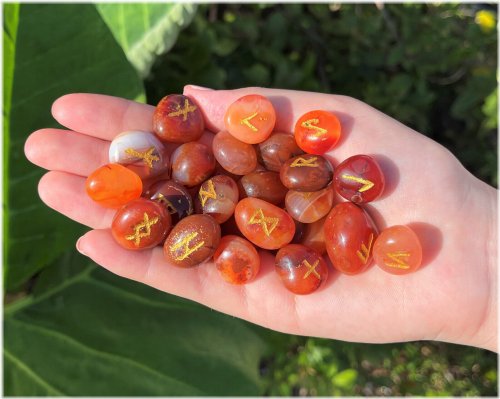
[285,186,334,223]
[280,154,333,192]
[145,179,193,224]
[213,235,260,284]
[212,130,257,175]
[294,110,341,155]
[170,142,215,187]
[238,171,288,205]
[196,175,239,224]
[257,132,304,172]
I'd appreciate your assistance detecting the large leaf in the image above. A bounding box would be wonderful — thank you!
[3,4,144,290]
[96,3,197,78]
[4,253,267,396]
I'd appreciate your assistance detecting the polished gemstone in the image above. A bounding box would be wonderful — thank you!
[280,154,333,192]
[300,216,327,255]
[212,130,257,175]
[213,235,260,284]
[294,110,341,154]
[257,132,303,172]
[170,142,216,187]
[145,179,193,224]
[238,171,288,205]
[285,186,334,223]
[197,175,239,223]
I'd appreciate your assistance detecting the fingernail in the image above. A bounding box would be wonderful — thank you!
[185,84,213,91]
[76,237,87,256]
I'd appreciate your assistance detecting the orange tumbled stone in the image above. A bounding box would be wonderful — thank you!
[86,163,142,208]
[224,94,276,144]
[213,235,260,284]
[294,110,341,155]
[234,197,295,250]
[373,225,422,275]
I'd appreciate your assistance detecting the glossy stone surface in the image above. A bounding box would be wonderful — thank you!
[111,198,171,250]
[213,235,260,284]
[197,175,239,224]
[86,164,142,208]
[301,216,327,255]
[235,198,295,250]
[280,154,333,192]
[145,179,193,224]
[212,130,257,175]
[153,94,204,143]
[333,155,385,203]
[164,214,221,268]
[257,132,304,172]
[275,244,328,295]
[238,171,288,205]
[373,225,422,275]
[224,94,276,144]
[108,130,169,179]
[294,110,341,155]
[324,202,378,275]
[171,142,216,187]
[285,186,334,223]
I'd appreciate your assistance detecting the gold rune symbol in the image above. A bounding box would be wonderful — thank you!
[167,99,197,121]
[290,156,319,168]
[385,251,411,269]
[356,233,374,264]
[248,208,279,237]
[125,213,159,246]
[199,179,217,207]
[170,232,205,261]
[341,174,374,192]
[301,118,328,136]
[302,259,320,280]
[125,147,160,169]
[156,193,177,215]
[240,112,260,132]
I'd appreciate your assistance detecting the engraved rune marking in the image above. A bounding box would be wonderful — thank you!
[302,259,320,280]
[170,232,204,261]
[356,233,374,264]
[341,174,375,192]
[199,179,217,207]
[290,156,319,168]
[240,112,259,132]
[385,251,411,269]
[248,208,279,237]
[156,193,177,214]
[125,213,159,246]
[167,99,197,121]
[125,147,160,169]
[301,118,328,136]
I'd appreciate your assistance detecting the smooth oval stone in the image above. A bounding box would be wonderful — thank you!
[86,163,142,208]
[212,130,257,175]
[257,132,304,172]
[238,171,288,205]
[171,142,216,187]
[108,130,169,179]
[324,202,378,275]
[275,244,329,295]
[294,110,341,155]
[333,154,385,203]
[224,94,276,144]
[285,186,334,223]
[145,179,193,224]
[280,154,333,192]
[153,94,204,143]
[213,235,260,285]
[112,198,171,250]
[197,175,239,224]
[373,225,422,275]
[300,216,327,255]
[234,197,295,250]
[164,214,221,268]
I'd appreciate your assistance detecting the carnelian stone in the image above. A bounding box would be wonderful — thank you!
[280,154,333,192]
[373,225,422,275]
[213,235,260,284]
[238,171,288,205]
[111,198,171,250]
[234,197,295,250]
[86,164,142,208]
[285,186,334,223]
[324,202,378,275]
[164,214,221,268]
[224,94,276,144]
[294,110,341,155]
[212,130,257,175]
[333,155,385,203]
[196,175,239,224]
[170,142,216,187]
[153,94,204,143]
[301,216,327,255]
[275,244,328,295]
[145,179,193,224]
[257,132,304,172]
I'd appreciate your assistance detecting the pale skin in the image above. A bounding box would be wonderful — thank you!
[24,86,497,352]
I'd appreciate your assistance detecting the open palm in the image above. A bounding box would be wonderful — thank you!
[25,86,496,351]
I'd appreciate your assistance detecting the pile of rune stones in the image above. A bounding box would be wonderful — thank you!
[86,93,423,295]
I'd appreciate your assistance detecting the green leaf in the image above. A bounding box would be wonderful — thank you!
[4,4,145,290]
[332,369,357,388]
[482,87,497,130]
[96,3,197,78]
[4,253,267,396]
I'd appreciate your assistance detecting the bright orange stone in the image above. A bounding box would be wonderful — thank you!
[213,235,260,284]
[373,225,423,275]
[224,94,276,144]
[86,164,142,208]
[294,110,341,155]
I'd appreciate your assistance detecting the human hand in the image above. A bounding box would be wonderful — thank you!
[24,86,497,352]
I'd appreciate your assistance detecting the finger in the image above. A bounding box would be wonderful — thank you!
[38,171,114,229]
[25,129,109,176]
[51,93,155,140]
